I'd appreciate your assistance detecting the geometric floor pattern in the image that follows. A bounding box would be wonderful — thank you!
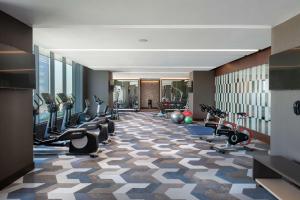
[0,112,276,200]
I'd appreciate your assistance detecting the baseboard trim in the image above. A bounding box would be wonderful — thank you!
[0,162,34,190]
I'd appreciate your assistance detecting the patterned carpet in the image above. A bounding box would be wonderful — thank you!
[0,112,275,200]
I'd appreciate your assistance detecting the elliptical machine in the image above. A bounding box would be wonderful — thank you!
[92,95,116,134]
[73,95,115,135]
[77,98,92,122]
[34,93,99,157]
[93,95,119,121]
[56,93,110,144]
[93,96,108,118]
[111,100,120,120]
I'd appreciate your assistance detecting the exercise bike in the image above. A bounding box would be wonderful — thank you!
[199,104,231,142]
[211,112,254,153]
[200,104,230,130]
[34,93,99,157]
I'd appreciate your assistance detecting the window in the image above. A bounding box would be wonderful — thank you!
[66,64,73,96]
[54,60,63,94]
[54,59,64,117]
[34,46,79,123]
[38,54,50,122]
[39,55,50,94]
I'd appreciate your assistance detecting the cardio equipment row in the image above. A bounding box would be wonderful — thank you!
[33,93,118,157]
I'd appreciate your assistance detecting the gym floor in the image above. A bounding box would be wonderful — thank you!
[0,112,275,200]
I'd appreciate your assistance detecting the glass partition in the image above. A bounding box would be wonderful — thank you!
[113,80,140,110]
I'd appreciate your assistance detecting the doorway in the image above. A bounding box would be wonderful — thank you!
[140,80,160,110]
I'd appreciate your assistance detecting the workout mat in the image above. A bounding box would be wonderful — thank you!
[185,124,215,136]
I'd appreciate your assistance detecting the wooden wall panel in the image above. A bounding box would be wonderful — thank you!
[0,11,32,52]
[214,47,271,76]
[192,71,215,120]
[140,80,160,109]
[213,47,272,144]
[0,11,34,189]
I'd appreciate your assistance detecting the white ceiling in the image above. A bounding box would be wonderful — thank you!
[1,0,300,78]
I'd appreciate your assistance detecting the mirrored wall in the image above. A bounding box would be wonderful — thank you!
[160,80,189,102]
[215,64,271,135]
[113,80,140,110]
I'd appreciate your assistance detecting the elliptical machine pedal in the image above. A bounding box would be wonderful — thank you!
[89,149,102,158]
[98,124,111,144]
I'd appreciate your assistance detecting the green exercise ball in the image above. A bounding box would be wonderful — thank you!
[184,116,193,124]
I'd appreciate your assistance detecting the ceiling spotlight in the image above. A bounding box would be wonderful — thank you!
[139,38,148,42]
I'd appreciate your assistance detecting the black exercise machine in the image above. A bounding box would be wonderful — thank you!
[92,95,119,136]
[200,104,230,131]
[211,112,254,153]
[56,93,110,143]
[93,95,119,121]
[77,98,93,123]
[33,93,44,142]
[34,93,99,157]
[199,104,254,153]
[71,95,115,134]
[199,104,231,142]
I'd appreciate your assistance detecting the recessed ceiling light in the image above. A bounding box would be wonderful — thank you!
[139,39,148,42]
